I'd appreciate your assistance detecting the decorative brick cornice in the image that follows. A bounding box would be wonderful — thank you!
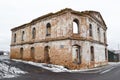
[10,36,107,46]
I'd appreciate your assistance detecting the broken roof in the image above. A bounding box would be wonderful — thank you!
[11,8,107,31]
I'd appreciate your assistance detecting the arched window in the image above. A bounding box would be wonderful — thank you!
[89,24,93,37]
[73,19,79,34]
[20,47,23,59]
[46,23,51,36]
[14,33,16,43]
[31,47,35,59]
[32,28,36,39]
[104,32,106,43]
[97,27,100,41]
[44,46,50,63]
[90,46,94,61]
[105,48,108,60]
[21,31,25,41]
[72,45,81,64]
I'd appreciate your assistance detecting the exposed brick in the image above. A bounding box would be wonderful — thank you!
[10,8,108,69]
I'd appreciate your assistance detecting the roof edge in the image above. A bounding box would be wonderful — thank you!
[11,8,73,31]
[11,8,106,31]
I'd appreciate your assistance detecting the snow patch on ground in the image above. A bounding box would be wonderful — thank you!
[0,55,9,60]
[108,62,120,65]
[0,61,27,79]
[13,59,111,73]
[13,59,68,72]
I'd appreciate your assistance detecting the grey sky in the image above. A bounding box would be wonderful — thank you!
[0,0,120,51]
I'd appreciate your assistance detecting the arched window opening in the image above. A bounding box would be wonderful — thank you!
[90,46,94,61]
[22,31,25,41]
[20,47,23,59]
[44,46,50,63]
[97,27,100,41]
[72,45,81,64]
[89,24,93,37]
[46,23,51,36]
[14,33,16,43]
[104,32,106,43]
[31,47,35,60]
[73,19,79,34]
[32,28,36,39]
[105,48,108,60]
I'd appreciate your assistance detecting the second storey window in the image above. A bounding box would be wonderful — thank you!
[73,19,79,34]
[32,27,36,39]
[21,31,25,41]
[46,23,51,36]
[97,27,100,41]
[14,33,16,43]
[104,32,106,43]
[89,24,93,37]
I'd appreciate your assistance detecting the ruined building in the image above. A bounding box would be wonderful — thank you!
[10,8,108,69]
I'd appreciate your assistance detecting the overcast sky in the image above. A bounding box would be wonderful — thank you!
[0,0,120,51]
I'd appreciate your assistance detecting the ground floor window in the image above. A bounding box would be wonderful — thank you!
[44,46,50,63]
[72,45,81,64]
[31,47,35,60]
[90,46,94,61]
[105,48,108,60]
[20,47,23,59]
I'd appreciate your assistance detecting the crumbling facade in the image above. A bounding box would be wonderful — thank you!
[10,8,108,69]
